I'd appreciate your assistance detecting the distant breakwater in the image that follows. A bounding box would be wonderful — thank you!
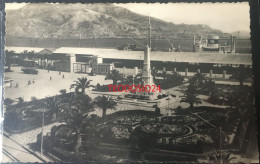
[6,37,251,53]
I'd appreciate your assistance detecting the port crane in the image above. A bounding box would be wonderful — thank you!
[176,28,187,52]
[158,27,175,51]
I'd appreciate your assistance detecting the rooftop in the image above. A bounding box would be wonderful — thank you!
[6,47,252,65]
[53,47,112,55]
[54,47,252,65]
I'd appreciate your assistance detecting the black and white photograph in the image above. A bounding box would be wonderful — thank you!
[1,2,259,163]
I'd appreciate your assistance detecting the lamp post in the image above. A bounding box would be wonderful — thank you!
[167,91,170,115]
[219,127,223,164]
[192,113,226,163]
[40,108,45,155]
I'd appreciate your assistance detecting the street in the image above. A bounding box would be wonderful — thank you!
[2,135,44,163]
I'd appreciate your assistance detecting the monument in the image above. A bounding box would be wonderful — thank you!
[139,17,159,100]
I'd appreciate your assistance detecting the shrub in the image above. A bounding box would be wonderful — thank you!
[31,96,37,102]
[4,98,14,107]
[94,84,110,92]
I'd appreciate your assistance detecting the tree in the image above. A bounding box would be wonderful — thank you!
[21,50,29,60]
[158,70,167,80]
[180,83,202,109]
[44,96,61,121]
[151,68,158,80]
[59,93,76,117]
[73,94,93,114]
[208,88,223,105]
[5,50,15,71]
[4,98,14,107]
[52,110,91,152]
[230,65,251,86]
[225,86,254,123]
[31,96,37,102]
[201,78,216,96]
[123,74,143,85]
[167,72,184,87]
[59,89,67,95]
[70,77,93,94]
[16,97,24,105]
[189,73,207,88]
[28,50,37,59]
[94,96,117,118]
[105,69,124,85]
[66,112,88,152]
[134,73,143,85]
[4,111,24,131]
[123,75,134,85]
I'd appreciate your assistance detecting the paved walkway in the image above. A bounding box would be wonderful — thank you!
[2,122,64,163]
[5,66,111,101]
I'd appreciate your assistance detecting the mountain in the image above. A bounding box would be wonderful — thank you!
[6,3,225,39]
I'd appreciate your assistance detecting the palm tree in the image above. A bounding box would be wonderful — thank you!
[230,65,251,86]
[66,111,88,152]
[73,94,93,114]
[59,93,76,116]
[180,83,202,109]
[21,50,29,60]
[105,69,124,85]
[44,96,61,121]
[123,73,143,85]
[70,77,93,94]
[53,109,91,152]
[94,96,117,118]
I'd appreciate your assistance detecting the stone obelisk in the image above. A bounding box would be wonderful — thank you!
[141,16,157,99]
[142,45,152,87]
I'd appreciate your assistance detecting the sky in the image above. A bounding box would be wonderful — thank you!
[5,2,250,33]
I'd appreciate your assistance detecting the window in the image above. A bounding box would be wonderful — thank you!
[100,68,103,72]
[105,68,108,72]
[93,67,96,71]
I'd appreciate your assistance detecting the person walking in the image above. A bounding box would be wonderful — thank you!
[50,76,52,81]
[62,74,65,79]
[16,82,19,88]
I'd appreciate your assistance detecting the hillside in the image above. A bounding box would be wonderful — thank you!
[6,3,225,39]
